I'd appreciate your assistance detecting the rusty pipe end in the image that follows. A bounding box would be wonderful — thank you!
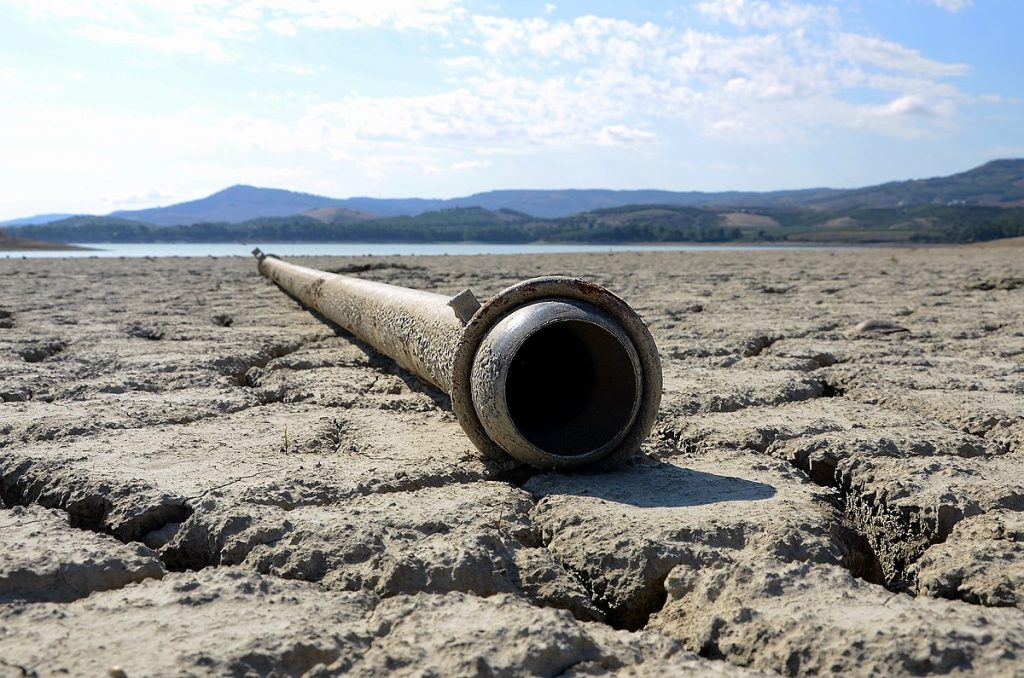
[451,277,661,469]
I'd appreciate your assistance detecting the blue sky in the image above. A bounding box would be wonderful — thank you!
[0,0,1021,219]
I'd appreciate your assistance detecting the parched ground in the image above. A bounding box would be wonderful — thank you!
[1,247,1023,677]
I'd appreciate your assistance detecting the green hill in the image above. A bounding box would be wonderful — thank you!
[19,203,1024,245]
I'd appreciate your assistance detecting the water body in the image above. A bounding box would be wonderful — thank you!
[1,242,845,259]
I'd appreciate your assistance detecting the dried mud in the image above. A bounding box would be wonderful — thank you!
[1,247,1023,677]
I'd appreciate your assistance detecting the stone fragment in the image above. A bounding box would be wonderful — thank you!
[341,591,769,677]
[0,454,191,542]
[0,569,375,676]
[0,504,164,602]
[912,510,1024,607]
[163,482,602,621]
[852,319,909,334]
[773,431,1024,589]
[651,558,1024,677]
[527,452,845,629]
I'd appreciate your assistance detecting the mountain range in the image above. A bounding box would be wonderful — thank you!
[4,159,1023,227]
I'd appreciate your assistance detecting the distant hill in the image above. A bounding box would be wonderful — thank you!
[113,158,1024,221]
[17,216,159,243]
[0,213,78,228]
[5,159,1022,227]
[793,159,1024,210]
[18,203,1024,246]
[302,206,379,223]
[110,185,357,226]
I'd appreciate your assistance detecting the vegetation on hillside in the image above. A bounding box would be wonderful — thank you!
[16,203,1024,245]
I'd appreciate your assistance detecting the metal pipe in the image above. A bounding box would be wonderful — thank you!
[254,249,661,469]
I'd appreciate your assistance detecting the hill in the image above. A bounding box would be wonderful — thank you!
[794,159,1024,210]
[302,207,379,223]
[17,203,1024,246]
[111,185,356,226]
[0,213,78,228]
[5,159,1023,227]
[108,158,1024,221]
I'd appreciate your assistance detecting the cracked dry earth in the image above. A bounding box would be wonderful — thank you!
[1,246,1023,677]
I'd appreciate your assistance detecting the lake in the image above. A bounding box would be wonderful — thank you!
[0,242,844,259]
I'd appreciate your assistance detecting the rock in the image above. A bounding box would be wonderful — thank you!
[658,368,830,419]
[912,510,1024,607]
[0,453,192,542]
[772,431,1024,590]
[526,451,845,629]
[0,504,164,602]
[0,570,765,677]
[651,557,1024,677]
[852,319,909,334]
[966,276,1024,291]
[162,482,602,621]
[0,569,376,676]
[341,591,769,677]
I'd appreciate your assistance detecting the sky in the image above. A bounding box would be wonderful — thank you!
[0,0,1022,219]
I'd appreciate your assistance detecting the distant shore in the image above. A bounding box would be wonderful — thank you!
[4,235,1024,259]
[0,234,93,252]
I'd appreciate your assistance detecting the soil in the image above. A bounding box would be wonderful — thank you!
[1,246,1022,676]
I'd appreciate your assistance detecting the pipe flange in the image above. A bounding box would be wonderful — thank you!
[451,276,662,468]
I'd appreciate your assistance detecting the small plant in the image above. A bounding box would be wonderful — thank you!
[282,425,289,453]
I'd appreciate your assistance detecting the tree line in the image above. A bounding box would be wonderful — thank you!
[15,204,1024,244]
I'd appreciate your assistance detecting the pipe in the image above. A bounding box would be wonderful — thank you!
[253,249,661,469]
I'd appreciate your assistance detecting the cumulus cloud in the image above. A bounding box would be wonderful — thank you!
[695,0,837,29]
[595,125,658,147]
[450,159,492,171]
[0,0,988,197]
[835,33,970,77]
[76,24,231,60]
[928,0,974,11]
[314,9,973,147]
[9,0,466,58]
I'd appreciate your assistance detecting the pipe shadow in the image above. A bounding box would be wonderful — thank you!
[529,461,776,508]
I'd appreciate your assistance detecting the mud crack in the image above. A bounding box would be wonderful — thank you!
[0,455,193,547]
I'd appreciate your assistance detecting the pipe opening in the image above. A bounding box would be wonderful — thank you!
[505,319,639,457]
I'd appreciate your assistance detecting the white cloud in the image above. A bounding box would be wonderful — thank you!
[928,0,974,11]
[265,18,297,36]
[595,125,658,147]
[835,33,970,77]
[0,2,993,211]
[304,76,625,149]
[473,15,665,62]
[8,0,466,59]
[76,24,231,60]
[443,55,487,71]
[5,1,977,147]
[414,14,972,144]
[450,159,492,171]
[696,0,837,29]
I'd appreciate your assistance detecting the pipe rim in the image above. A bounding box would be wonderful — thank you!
[451,276,662,469]
[470,300,644,466]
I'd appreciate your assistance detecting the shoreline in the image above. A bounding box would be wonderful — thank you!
[4,237,1014,259]
[0,236,93,252]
